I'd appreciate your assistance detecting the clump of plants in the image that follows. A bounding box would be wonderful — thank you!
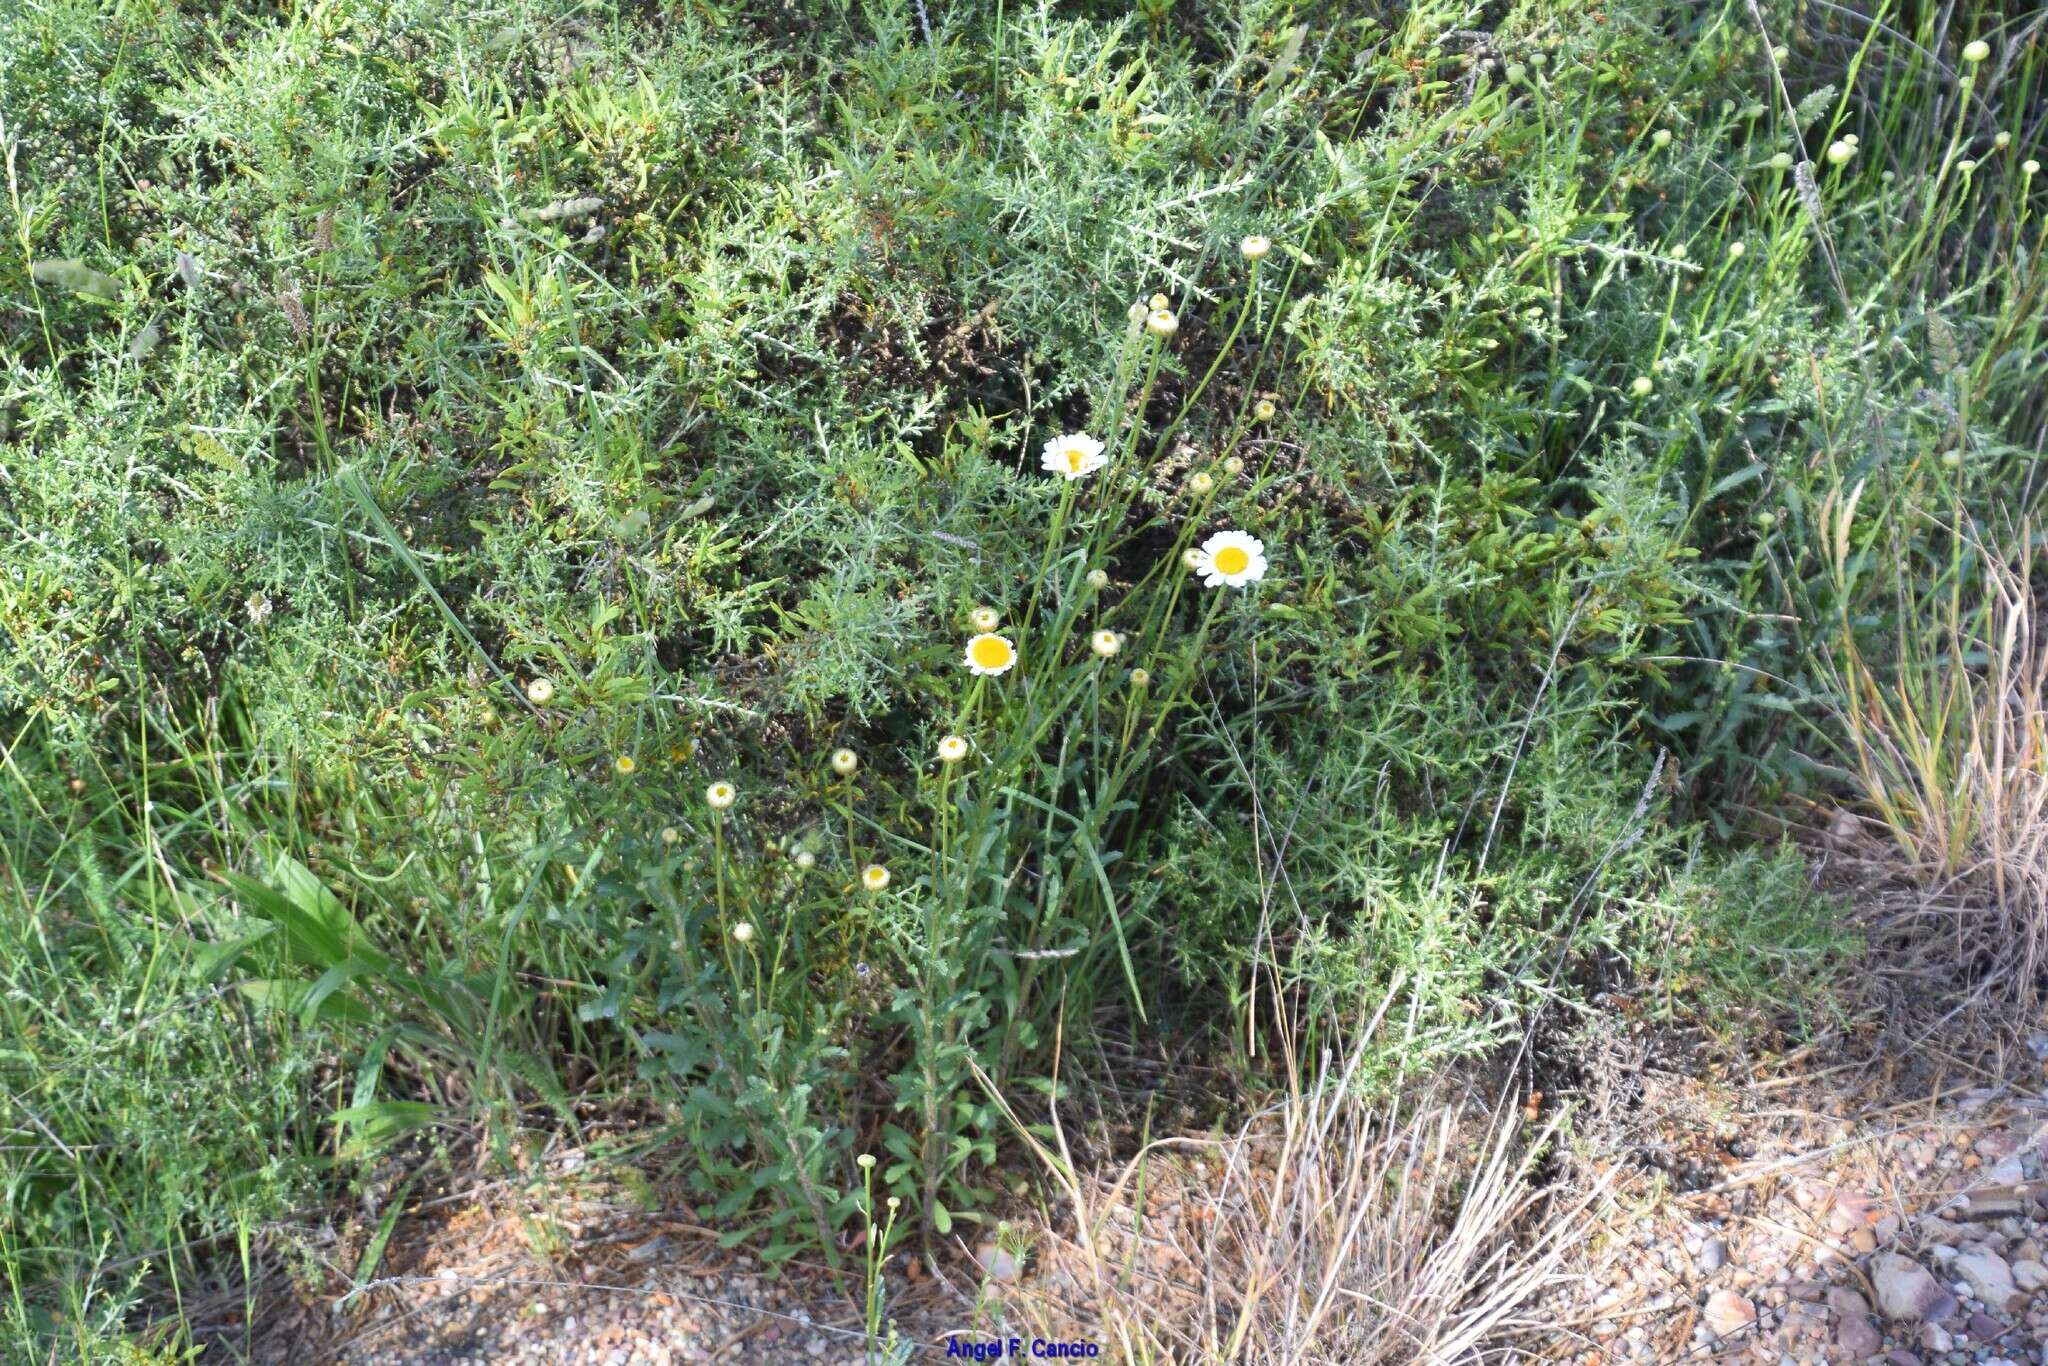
[4,0,2040,1358]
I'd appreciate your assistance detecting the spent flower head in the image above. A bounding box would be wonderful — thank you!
[969,605,1000,633]
[525,677,554,705]
[1146,309,1178,339]
[1239,234,1271,262]
[937,734,968,763]
[1189,471,1214,495]
[731,922,754,944]
[862,864,891,892]
[706,781,736,810]
[1091,630,1122,659]
[1086,568,1109,590]
[831,747,859,776]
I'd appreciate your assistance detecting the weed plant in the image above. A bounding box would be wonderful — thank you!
[1,0,2039,1355]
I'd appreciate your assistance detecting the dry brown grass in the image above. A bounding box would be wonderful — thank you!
[976,992,1606,1364]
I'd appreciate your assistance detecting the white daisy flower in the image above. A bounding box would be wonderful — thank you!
[937,734,968,763]
[862,864,891,892]
[964,633,1017,676]
[831,747,859,776]
[1091,630,1122,658]
[705,781,736,810]
[1191,530,1268,589]
[1040,432,1107,481]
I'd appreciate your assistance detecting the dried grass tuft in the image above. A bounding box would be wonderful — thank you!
[1816,509,2048,1003]
[978,992,1604,1364]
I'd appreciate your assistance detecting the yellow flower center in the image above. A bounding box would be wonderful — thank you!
[1066,448,1085,472]
[971,636,1014,669]
[1212,546,1251,576]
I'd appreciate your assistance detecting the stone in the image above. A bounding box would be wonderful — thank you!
[1977,1131,2021,1160]
[1779,1303,1827,1341]
[1700,1238,1728,1272]
[2010,1257,2048,1290]
[1827,1286,1871,1318]
[1851,1227,1879,1253]
[977,1243,1022,1283]
[1835,1306,1882,1359]
[1955,1247,2022,1311]
[1966,1309,2008,1341]
[1704,1288,1757,1339]
[1829,1191,1879,1234]
[1917,1321,1951,1353]
[1883,1354,1922,1366]
[1873,1253,1948,1321]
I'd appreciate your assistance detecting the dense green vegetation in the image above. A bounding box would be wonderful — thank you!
[3,0,2041,1356]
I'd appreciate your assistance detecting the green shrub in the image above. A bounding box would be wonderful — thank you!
[1,0,2038,1351]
